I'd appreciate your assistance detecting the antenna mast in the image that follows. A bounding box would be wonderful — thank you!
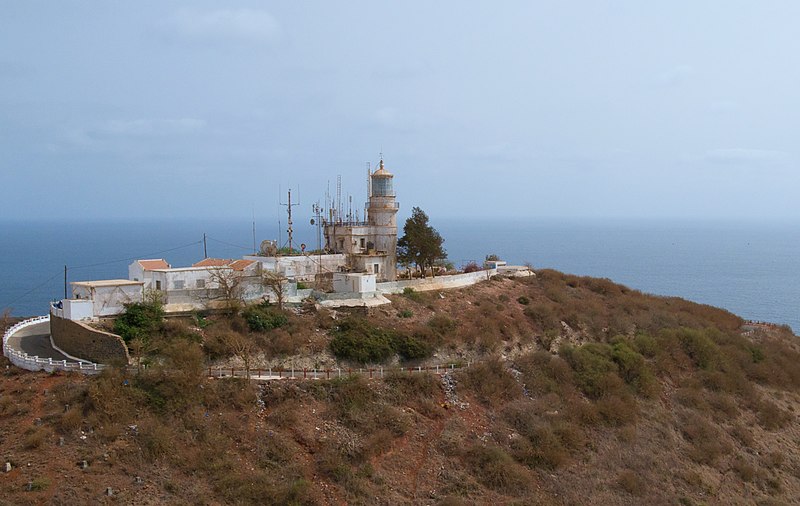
[336,175,342,224]
[281,189,300,252]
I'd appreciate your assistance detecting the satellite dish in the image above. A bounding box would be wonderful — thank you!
[259,240,278,257]
[310,218,316,225]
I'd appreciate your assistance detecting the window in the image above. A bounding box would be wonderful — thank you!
[360,238,366,249]
[374,263,380,274]
[155,280,161,290]
[196,279,206,289]
[174,280,185,290]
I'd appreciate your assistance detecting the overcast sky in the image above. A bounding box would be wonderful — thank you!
[1,2,799,223]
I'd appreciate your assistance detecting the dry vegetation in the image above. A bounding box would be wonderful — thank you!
[2,270,800,504]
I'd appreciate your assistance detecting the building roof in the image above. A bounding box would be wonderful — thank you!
[372,159,393,177]
[192,258,233,268]
[72,279,143,288]
[229,259,256,271]
[190,258,256,271]
[137,259,170,270]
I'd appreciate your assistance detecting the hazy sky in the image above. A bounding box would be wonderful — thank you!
[1,2,799,223]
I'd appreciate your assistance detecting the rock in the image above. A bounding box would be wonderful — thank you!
[4,462,11,473]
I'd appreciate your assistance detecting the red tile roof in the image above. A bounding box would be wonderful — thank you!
[229,259,256,271]
[192,258,233,268]
[137,259,170,270]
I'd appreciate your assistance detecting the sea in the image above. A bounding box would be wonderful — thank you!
[0,219,798,332]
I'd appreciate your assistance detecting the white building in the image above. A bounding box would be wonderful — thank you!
[71,279,144,317]
[128,259,171,289]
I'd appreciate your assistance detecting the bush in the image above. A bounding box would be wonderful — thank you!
[114,301,164,343]
[330,318,433,363]
[617,470,645,496]
[464,444,529,494]
[402,287,423,303]
[460,357,522,407]
[462,262,481,273]
[561,343,620,400]
[524,303,560,332]
[393,333,433,361]
[428,314,456,336]
[397,309,413,318]
[516,296,530,305]
[329,318,397,364]
[243,305,288,332]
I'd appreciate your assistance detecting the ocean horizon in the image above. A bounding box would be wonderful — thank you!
[1,218,797,332]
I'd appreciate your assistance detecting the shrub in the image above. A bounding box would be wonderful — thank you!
[459,357,522,407]
[114,301,164,343]
[503,400,571,469]
[398,309,413,318]
[464,444,530,494]
[462,262,481,273]
[617,470,645,496]
[561,343,620,400]
[329,318,396,363]
[393,333,433,361]
[516,296,530,305]
[681,412,730,464]
[243,305,288,332]
[610,338,657,396]
[402,287,422,303]
[524,303,560,332]
[428,314,456,336]
[28,478,50,492]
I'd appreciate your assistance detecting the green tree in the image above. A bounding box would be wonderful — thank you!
[397,207,446,278]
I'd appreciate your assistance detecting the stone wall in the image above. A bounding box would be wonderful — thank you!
[49,313,130,365]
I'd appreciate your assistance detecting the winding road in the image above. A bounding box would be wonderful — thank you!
[4,320,68,361]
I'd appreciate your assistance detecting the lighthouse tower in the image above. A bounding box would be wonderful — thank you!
[368,159,399,228]
[322,157,400,281]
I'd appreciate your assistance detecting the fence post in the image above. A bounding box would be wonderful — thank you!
[326,369,330,379]
[338,368,341,378]
[436,365,439,374]
[369,368,373,379]
[303,368,307,379]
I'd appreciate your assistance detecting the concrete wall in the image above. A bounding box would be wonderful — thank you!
[377,269,497,294]
[245,254,347,282]
[49,311,130,365]
[333,273,377,293]
[64,299,94,320]
[72,284,143,317]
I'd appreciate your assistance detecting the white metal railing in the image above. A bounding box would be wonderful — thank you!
[2,315,106,374]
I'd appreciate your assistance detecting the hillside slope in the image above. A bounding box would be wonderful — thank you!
[1,271,799,505]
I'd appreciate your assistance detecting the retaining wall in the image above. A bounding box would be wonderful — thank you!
[49,312,130,365]
[377,268,497,294]
[2,316,106,374]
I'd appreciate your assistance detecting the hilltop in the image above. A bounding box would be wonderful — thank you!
[1,271,799,505]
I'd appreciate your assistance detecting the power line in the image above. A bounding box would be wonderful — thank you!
[2,271,63,309]
[68,240,203,270]
[206,236,253,252]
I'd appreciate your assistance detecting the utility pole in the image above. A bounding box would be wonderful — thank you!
[203,233,208,259]
[64,265,68,299]
[281,189,300,253]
